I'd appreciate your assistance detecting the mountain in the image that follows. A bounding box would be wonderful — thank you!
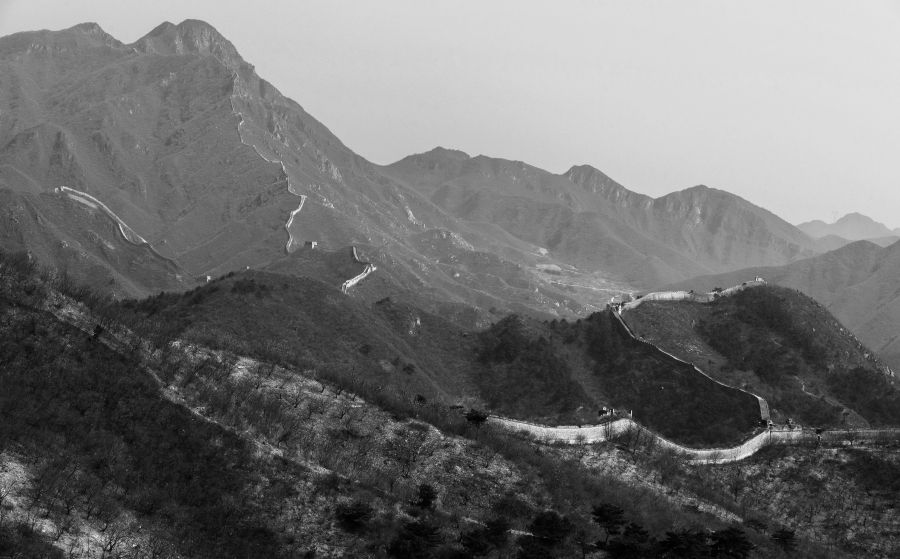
[0,20,826,316]
[387,150,818,289]
[798,212,898,242]
[666,240,900,372]
[0,21,599,317]
[566,167,816,278]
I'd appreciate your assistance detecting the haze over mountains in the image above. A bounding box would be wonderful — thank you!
[0,19,836,314]
[798,213,900,248]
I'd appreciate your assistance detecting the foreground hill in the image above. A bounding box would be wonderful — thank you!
[106,262,772,447]
[5,249,859,558]
[666,241,900,372]
[624,285,899,431]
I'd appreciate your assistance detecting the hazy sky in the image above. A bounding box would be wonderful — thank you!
[2,0,899,228]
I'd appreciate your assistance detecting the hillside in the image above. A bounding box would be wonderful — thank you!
[474,312,761,446]
[624,285,900,429]
[105,263,764,447]
[3,249,851,558]
[665,241,900,372]
[0,189,188,296]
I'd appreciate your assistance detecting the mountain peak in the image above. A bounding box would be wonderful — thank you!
[425,146,470,160]
[68,22,108,36]
[388,146,470,170]
[132,19,243,69]
[836,212,877,225]
[564,164,642,202]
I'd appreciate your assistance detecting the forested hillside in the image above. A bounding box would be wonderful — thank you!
[625,285,900,429]
[3,249,866,558]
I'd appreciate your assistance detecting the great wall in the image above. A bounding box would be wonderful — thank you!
[618,279,766,311]
[230,79,308,255]
[490,279,900,463]
[55,186,180,267]
[31,262,899,465]
[611,294,771,421]
[340,246,377,294]
[488,414,900,465]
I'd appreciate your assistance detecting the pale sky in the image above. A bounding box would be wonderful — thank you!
[2,0,899,228]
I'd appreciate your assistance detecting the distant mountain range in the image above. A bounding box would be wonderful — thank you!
[798,213,900,248]
[0,20,878,317]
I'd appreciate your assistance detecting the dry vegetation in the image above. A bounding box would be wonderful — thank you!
[2,251,897,557]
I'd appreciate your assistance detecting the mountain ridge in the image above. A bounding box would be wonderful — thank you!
[0,20,831,312]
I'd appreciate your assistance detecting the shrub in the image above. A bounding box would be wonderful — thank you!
[335,500,374,533]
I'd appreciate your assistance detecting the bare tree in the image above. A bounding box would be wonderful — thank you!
[385,428,435,480]
[99,517,135,559]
